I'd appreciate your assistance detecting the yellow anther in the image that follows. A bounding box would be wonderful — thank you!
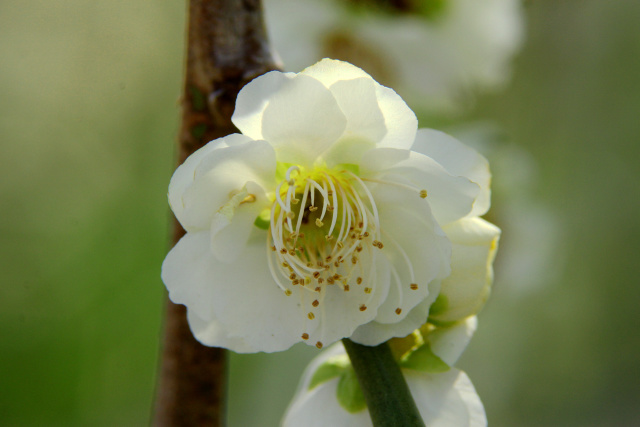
[284,289,292,296]
[309,206,318,212]
[301,333,309,340]
[356,277,363,285]
[419,189,428,198]
[308,312,315,320]
[315,218,324,227]
[410,283,419,290]
[242,194,256,204]
[364,287,372,294]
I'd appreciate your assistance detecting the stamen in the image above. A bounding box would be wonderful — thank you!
[285,165,300,182]
[316,341,323,349]
[301,333,309,340]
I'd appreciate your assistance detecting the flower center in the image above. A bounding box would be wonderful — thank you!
[267,166,383,329]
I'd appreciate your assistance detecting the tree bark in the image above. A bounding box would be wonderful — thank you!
[153,1,279,425]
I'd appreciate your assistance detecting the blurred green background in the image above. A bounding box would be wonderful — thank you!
[1,1,639,426]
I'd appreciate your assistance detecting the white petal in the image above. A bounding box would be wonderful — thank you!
[350,296,433,346]
[413,129,491,217]
[178,139,275,231]
[361,147,480,225]
[368,185,451,325]
[260,73,347,165]
[406,369,487,427]
[162,231,305,353]
[321,77,386,165]
[429,316,478,367]
[374,84,417,150]
[302,58,417,151]
[209,181,268,263]
[283,376,371,427]
[300,58,373,85]
[231,70,294,141]
[168,133,256,231]
[186,309,257,353]
[302,250,391,348]
[431,218,501,323]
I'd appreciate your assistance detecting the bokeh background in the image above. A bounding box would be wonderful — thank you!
[2,1,639,426]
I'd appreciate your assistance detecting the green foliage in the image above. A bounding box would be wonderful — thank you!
[308,355,350,390]
[253,209,271,230]
[308,355,367,414]
[336,366,367,413]
[401,343,450,373]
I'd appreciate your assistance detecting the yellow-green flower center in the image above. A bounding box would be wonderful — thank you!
[267,166,383,336]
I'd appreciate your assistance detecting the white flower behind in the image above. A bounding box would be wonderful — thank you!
[283,318,486,427]
[161,59,496,353]
[263,0,524,113]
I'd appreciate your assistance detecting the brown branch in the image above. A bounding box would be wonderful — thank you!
[153,1,279,425]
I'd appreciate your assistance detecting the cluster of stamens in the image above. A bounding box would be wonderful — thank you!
[266,165,426,348]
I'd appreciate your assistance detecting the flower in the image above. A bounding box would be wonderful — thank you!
[283,317,486,426]
[264,0,524,113]
[161,58,497,353]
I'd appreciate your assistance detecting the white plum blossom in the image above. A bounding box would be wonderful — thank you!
[264,0,524,113]
[283,317,486,427]
[161,58,498,353]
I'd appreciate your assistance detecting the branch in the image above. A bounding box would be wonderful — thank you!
[153,1,279,425]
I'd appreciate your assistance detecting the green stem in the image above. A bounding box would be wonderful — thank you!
[342,339,426,427]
